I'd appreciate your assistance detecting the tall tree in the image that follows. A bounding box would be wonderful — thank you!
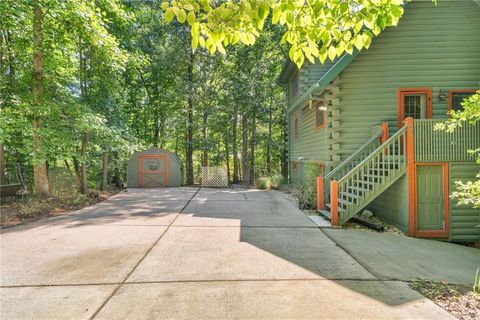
[32,1,51,197]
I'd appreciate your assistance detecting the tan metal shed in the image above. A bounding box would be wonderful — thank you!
[127,148,183,187]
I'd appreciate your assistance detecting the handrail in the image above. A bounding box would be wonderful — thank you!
[324,129,383,181]
[338,126,407,184]
[334,125,408,225]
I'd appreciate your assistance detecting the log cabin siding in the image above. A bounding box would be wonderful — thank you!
[335,0,480,160]
[449,162,480,242]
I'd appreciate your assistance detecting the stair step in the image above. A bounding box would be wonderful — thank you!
[346,187,368,195]
[338,198,354,206]
[340,192,361,200]
[325,203,346,213]
[363,174,384,180]
[318,209,331,219]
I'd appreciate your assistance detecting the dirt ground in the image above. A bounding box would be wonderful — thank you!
[0,191,118,228]
[410,281,480,320]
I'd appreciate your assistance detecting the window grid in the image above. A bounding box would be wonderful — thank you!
[404,95,421,119]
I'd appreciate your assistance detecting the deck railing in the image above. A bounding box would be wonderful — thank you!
[414,119,480,162]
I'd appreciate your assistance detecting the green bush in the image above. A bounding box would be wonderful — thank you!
[269,174,284,189]
[257,177,271,190]
[292,161,322,209]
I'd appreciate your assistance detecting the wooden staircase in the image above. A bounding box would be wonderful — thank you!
[318,125,408,225]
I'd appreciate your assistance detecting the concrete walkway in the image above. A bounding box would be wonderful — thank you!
[0,187,468,319]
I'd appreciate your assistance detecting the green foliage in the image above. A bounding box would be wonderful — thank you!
[474,268,480,294]
[160,0,425,67]
[1,0,286,192]
[257,177,271,190]
[436,91,480,208]
[292,161,322,209]
[269,174,284,189]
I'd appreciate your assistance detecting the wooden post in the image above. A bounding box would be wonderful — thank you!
[404,117,415,237]
[317,176,324,210]
[330,180,339,225]
[380,122,389,143]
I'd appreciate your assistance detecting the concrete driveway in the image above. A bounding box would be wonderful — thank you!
[1,187,470,319]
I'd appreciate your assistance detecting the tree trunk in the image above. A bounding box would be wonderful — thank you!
[112,151,122,189]
[79,132,89,194]
[185,51,194,185]
[72,157,82,192]
[224,137,230,184]
[100,148,108,191]
[202,112,208,167]
[159,110,165,148]
[281,113,289,180]
[152,108,160,147]
[232,104,239,183]
[0,144,6,183]
[32,2,51,197]
[249,107,256,185]
[241,113,248,187]
[0,32,5,183]
[266,96,273,176]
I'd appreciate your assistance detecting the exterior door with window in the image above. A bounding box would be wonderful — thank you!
[398,89,432,128]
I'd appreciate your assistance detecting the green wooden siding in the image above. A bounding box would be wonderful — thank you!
[334,0,480,160]
[368,175,408,232]
[288,104,329,182]
[449,162,480,242]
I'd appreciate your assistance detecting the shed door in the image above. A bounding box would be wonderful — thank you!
[138,155,168,187]
[416,164,448,237]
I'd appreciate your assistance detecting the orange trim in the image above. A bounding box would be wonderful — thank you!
[138,155,169,187]
[404,117,416,237]
[313,98,327,130]
[380,122,389,143]
[317,176,325,210]
[397,88,433,129]
[330,180,339,225]
[448,89,476,113]
[414,163,449,238]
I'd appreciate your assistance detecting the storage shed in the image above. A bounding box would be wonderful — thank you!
[127,148,182,188]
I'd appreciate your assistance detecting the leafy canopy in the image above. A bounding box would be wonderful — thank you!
[161,0,407,67]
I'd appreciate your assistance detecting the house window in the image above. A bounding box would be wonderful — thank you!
[314,99,326,129]
[449,90,475,112]
[289,71,299,101]
[404,94,426,119]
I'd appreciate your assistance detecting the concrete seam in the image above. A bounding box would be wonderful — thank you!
[2,278,418,289]
[88,187,201,320]
[317,228,384,280]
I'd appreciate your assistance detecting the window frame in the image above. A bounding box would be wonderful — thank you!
[313,98,327,130]
[397,88,433,129]
[448,89,476,113]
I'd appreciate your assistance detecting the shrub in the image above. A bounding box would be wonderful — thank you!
[257,177,271,190]
[292,161,322,209]
[269,174,284,189]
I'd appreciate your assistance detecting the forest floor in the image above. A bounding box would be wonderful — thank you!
[0,191,118,228]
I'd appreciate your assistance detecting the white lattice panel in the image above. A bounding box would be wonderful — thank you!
[201,166,228,187]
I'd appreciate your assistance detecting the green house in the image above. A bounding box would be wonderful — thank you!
[278,0,480,242]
